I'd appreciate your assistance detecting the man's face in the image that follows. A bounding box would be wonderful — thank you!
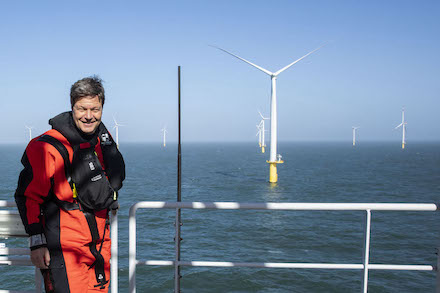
[72,95,103,134]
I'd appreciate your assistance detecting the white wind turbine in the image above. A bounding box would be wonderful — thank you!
[25,125,34,142]
[213,44,325,182]
[352,127,360,146]
[113,116,124,148]
[258,110,269,153]
[161,126,168,147]
[395,107,407,149]
[256,122,262,147]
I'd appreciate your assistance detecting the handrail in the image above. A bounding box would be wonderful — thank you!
[0,201,42,293]
[129,201,439,293]
[130,201,438,211]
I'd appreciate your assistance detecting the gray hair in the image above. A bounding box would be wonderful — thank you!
[70,76,105,108]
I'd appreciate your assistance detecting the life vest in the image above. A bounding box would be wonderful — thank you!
[37,134,117,212]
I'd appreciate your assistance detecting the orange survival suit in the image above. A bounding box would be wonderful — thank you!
[15,112,125,292]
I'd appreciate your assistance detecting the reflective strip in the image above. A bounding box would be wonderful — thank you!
[29,234,47,248]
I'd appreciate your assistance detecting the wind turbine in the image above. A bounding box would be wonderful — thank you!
[25,125,33,142]
[113,116,124,148]
[395,107,407,149]
[161,126,168,147]
[352,127,360,146]
[212,44,325,182]
[256,122,262,147]
[258,110,269,153]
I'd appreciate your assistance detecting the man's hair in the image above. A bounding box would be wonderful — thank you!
[70,76,105,108]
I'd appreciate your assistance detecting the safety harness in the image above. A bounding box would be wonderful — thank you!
[38,134,116,289]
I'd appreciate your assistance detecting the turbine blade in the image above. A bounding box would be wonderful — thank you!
[210,45,273,76]
[274,43,327,76]
[395,123,403,129]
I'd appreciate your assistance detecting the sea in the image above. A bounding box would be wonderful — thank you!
[1,142,439,292]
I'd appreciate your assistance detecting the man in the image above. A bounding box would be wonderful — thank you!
[15,76,125,292]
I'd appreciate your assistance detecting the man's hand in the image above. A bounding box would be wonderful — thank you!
[31,247,50,269]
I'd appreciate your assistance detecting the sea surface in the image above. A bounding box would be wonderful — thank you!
[1,142,440,292]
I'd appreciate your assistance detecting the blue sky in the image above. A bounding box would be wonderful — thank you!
[1,0,439,144]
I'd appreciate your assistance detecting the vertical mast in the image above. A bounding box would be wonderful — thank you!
[175,66,182,293]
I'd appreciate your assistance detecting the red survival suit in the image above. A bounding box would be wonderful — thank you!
[15,112,125,292]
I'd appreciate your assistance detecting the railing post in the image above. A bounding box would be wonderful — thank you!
[436,247,440,293]
[129,205,137,293]
[362,209,372,293]
[111,210,118,293]
[175,208,181,293]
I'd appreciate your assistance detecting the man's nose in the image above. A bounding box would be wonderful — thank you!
[85,110,93,119]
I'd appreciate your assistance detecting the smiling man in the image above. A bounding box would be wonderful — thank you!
[15,76,125,292]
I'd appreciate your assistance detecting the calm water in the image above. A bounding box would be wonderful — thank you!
[1,142,440,292]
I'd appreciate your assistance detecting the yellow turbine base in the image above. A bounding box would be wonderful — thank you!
[259,143,262,147]
[262,146,265,153]
[266,160,284,183]
[269,163,278,183]
[402,143,405,149]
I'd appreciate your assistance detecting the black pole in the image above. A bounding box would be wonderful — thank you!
[177,71,182,201]
[175,66,182,292]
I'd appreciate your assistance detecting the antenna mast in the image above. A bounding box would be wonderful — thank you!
[175,66,182,292]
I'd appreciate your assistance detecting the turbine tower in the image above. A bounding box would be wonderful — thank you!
[258,110,269,153]
[161,126,168,147]
[395,107,407,149]
[213,44,325,182]
[256,122,262,147]
[113,116,124,148]
[352,127,360,146]
[25,125,33,142]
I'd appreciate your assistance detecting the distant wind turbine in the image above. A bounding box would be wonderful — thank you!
[352,127,360,146]
[212,44,325,182]
[25,125,33,142]
[395,107,407,149]
[113,116,124,148]
[161,126,168,147]
[256,122,262,147]
[258,110,269,153]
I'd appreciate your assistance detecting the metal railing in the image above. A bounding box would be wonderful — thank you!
[128,201,440,293]
[0,200,42,293]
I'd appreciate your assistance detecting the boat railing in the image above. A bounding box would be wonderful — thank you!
[128,201,440,293]
[0,200,42,293]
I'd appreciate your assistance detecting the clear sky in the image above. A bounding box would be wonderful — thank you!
[1,0,439,144]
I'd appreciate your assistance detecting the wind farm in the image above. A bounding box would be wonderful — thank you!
[212,44,325,183]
